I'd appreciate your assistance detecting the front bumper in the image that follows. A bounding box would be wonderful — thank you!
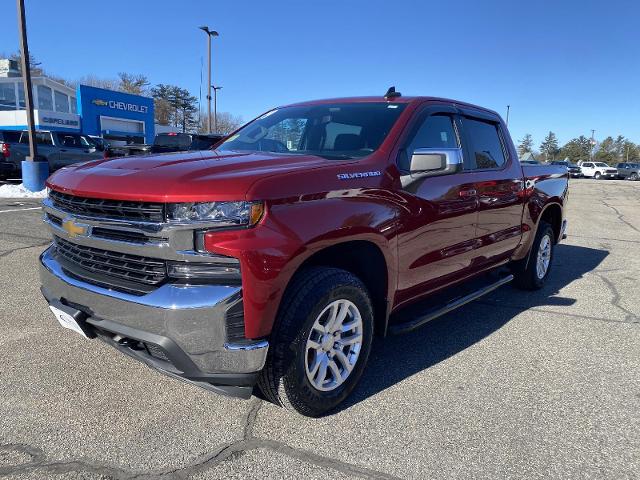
[39,246,268,399]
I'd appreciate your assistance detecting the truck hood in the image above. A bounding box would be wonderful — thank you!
[46,150,335,202]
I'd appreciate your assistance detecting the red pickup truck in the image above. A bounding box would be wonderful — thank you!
[40,92,568,416]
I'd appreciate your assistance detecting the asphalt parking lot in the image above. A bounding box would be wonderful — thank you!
[0,179,638,479]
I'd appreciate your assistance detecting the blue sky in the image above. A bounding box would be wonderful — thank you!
[2,0,639,147]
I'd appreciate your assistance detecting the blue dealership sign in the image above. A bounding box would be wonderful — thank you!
[77,85,154,143]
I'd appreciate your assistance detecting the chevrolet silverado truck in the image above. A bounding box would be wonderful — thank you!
[0,130,103,177]
[39,92,568,416]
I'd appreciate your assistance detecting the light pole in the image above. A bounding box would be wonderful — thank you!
[198,26,218,134]
[17,0,47,191]
[590,129,596,161]
[505,105,510,126]
[211,85,222,133]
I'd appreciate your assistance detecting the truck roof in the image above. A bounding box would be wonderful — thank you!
[284,96,500,117]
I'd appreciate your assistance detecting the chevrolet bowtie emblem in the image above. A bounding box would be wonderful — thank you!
[62,218,90,237]
[92,99,108,106]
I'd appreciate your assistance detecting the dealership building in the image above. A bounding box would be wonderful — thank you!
[0,59,155,143]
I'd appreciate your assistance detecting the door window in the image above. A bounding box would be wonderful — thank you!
[463,118,507,170]
[57,133,90,148]
[399,114,458,171]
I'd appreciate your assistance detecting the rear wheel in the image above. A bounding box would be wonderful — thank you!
[258,267,374,417]
[513,221,555,290]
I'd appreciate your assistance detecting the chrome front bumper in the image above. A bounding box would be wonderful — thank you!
[40,246,268,398]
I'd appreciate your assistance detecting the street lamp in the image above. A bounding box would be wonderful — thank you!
[198,26,219,134]
[211,85,222,133]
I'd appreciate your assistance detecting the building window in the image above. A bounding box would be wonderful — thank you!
[0,83,17,111]
[54,90,69,113]
[37,84,53,111]
[17,83,25,108]
[70,97,77,113]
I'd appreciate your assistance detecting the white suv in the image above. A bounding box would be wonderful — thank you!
[580,162,618,179]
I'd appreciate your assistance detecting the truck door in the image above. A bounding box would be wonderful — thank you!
[458,112,525,271]
[54,133,98,169]
[394,105,480,306]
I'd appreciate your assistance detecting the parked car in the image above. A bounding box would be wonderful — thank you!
[150,132,225,154]
[0,130,104,176]
[551,160,582,178]
[40,93,568,416]
[580,161,618,179]
[616,162,640,181]
[87,136,152,159]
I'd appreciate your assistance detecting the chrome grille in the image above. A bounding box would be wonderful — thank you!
[53,236,167,289]
[50,190,165,222]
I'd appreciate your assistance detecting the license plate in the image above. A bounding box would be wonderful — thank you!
[49,305,88,339]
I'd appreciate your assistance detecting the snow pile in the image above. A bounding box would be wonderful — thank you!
[0,183,48,198]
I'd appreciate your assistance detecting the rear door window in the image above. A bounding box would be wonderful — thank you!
[19,132,53,145]
[462,118,507,170]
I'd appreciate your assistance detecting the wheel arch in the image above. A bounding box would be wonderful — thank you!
[284,239,392,337]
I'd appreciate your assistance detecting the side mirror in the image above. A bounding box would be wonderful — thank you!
[409,148,463,177]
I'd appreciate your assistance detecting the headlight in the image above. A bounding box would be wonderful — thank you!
[167,201,264,227]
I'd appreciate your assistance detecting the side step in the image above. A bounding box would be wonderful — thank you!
[388,274,514,335]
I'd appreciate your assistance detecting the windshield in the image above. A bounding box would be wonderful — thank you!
[594,162,609,167]
[155,134,192,147]
[217,102,407,159]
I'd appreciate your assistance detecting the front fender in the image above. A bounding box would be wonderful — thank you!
[204,189,399,338]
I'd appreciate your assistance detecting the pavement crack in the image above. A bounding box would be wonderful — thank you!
[258,438,403,479]
[601,199,640,235]
[243,397,262,440]
[592,271,639,323]
[0,241,49,259]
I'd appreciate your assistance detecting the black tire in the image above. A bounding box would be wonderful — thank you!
[258,267,374,417]
[630,173,639,181]
[512,221,555,290]
[594,171,602,179]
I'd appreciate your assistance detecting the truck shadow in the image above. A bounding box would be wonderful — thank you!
[336,243,609,413]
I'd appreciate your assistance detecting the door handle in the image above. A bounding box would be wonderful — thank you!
[459,188,477,198]
[60,149,68,152]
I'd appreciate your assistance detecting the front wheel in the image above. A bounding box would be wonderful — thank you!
[594,171,602,179]
[258,267,374,417]
[630,172,639,181]
[513,221,555,290]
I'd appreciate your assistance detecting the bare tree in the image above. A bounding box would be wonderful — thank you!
[199,111,243,134]
[118,73,149,95]
[77,74,120,91]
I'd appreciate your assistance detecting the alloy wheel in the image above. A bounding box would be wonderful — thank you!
[536,234,552,279]
[304,299,363,392]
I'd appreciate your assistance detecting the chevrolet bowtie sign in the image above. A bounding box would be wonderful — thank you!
[62,218,90,238]
[91,98,149,114]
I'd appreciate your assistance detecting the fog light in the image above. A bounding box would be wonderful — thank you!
[167,260,241,281]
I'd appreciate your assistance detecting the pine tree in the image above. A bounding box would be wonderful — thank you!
[595,137,616,165]
[559,136,592,163]
[517,134,534,157]
[539,131,560,161]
